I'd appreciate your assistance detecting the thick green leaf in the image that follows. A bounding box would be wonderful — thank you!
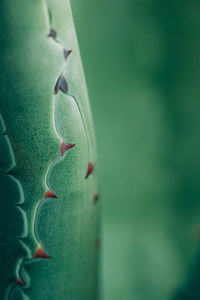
[0,0,98,299]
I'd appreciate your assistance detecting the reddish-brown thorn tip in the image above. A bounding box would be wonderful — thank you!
[34,247,51,259]
[61,142,75,156]
[16,278,26,286]
[64,48,72,60]
[93,193,99,204]
[47,28,57,39]
[45,190,58,199]
[85,162,94,179]
[54,75,68,94]
[95,238,100,248]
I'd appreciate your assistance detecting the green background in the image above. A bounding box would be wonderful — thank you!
[72,1,200,299]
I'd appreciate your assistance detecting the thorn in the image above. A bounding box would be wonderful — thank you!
[54,75,68,94]
[93,193,99,204]
[45,190,58,199]
[64,49,72,60]
[95,238,100,248]
[47,28,57,39]
[34,247,51,259]
[85,162,94,179]
[61,142,75,156]
[16,203,25,211]
[16,278,26,286]
[6,168,15,176]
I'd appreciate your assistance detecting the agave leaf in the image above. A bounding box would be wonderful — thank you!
[0,0,98,299]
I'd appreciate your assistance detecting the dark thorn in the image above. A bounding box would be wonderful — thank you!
[93,193,99,204]
[54,75,68,94]
[85,162,94,179]
[34,247,51,259]
[6,168,16,176]
[47,28,57,39]
[64,49,72,60]
[61,142,75,156]
[16,278,26,286]
[45,190,58,199]
[95,238,100,248]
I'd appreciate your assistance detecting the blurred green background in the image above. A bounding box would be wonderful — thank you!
[72,1,200,299]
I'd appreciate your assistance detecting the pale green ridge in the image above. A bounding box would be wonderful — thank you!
[22,93,98,299]
[9,286,29,300]
[0,115,28,299]
[46,0,97,164]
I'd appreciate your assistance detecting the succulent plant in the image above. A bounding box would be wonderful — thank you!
[0,0,99,299]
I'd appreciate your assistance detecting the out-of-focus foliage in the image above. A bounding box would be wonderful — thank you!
[72,0,200,299]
